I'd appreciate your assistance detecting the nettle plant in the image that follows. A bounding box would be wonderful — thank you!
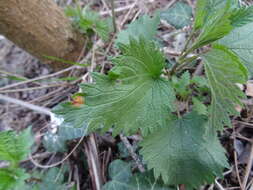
[53,0,253,188]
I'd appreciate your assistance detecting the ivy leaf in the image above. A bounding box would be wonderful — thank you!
[102,160,173,190]
[55,38,176,136]
[117,142,136,158]
[140,112,228,189]
[230,6,253,27]
[202,45,248,129]
[43,107,87,152]
[43,132,67,153]
[102,159,132,190]
[116,14,160,45]
[32,168,68,190]
[0,128,33,166]
[218,22,253,76]
[161,2,192,29]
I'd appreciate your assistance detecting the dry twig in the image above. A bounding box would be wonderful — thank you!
[0,66,76,91]
[0,94,51,115]
[242,141,253,190]
[84,134,103,190]
[29,135,85,169]
[120,134,145,173]
[233,124,244,189]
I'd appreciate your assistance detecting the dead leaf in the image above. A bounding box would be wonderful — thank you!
[235,105,243,113]
[246,81,253,97]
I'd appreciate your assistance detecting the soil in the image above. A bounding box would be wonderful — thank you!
[0,38,52,131]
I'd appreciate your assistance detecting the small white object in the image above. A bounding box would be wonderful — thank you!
[236,83,244,91]
[0,35,5,40]
[50,113,64,134]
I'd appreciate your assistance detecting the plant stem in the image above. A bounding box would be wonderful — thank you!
[168,53,197,77]
[0,70,27,80]
[110,0,117,33]
[168,30,196,76]
[180,30,195,57]
[120,134,146,173]
[176,55,199,73]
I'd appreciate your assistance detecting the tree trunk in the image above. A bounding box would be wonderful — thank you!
[0,0,84,71]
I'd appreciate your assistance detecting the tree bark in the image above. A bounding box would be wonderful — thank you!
[0,0,84,71]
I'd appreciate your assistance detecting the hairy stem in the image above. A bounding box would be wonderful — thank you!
[176,55,199,73]
[110,0,117,33]
[180,30,195,57]
[168,30,196,76]
[168,52,197,77]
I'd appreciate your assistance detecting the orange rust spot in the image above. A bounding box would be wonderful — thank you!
[72,96,85,107]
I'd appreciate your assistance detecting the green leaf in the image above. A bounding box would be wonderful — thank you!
[192,97,208,115]
[65,6,81,18]
[172,71,191,99]
[102,160,173,190]
[81,7,111,41]
[66,6,111,41]
[161,2,192,29]
[0,168,29,190]
[37,168,68,190]
[194,0,239,30]
[117,142,135,158]
[43,107,87,152]
[102,160,132,190]
[190,76,209,88]
[127,173,173,190]
[202,45,247,129]
[192,3,233,50]
[6,76,27,82]
[116,14,160,45]
[218,22,253,76]
[108,160,132,182]
[43,55,89,67]
[31,168,68,190]
[52,101,89,136]
[0,128,33,166]
[55,38,176,136]
[202,0,238,12]
[0,129,33,190]
[194,0,208,30]
[57,77,79,81]
[140,112,228,188]
[43,122,86,152]
[211,0,239,10]
[43,132,66,153]
[230,6,253,27]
